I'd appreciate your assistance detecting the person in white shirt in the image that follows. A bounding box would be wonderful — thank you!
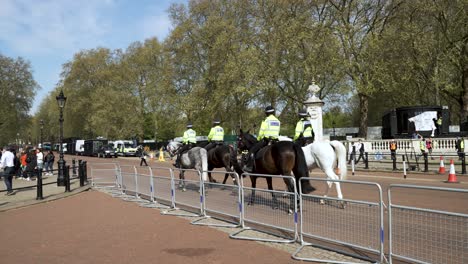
[36,148,44,170]
[1,147,16,195]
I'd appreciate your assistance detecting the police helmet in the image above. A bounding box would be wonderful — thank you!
[265,105,275,114]
[298,108,308,117]
[213,118,221,125]
[186,121,193,128]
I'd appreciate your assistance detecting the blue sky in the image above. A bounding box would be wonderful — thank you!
[0,0,186,114]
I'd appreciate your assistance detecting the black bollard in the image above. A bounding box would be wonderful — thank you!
[423,152,429,172]
[462,153,466,175]
[72,158,77,177]
[79,161,84,187]
[65,165,71,192]
[36,168,43,200]
[83,161,88,184]
[364,152,369,169]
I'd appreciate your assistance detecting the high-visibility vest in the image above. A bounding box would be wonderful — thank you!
[208,125,224,141]
[436,117,442,126]
[183,129,197,144]
[294,118,313,140]
[390,142,397,151]
[258,115,280,140]
[420,141,426,151]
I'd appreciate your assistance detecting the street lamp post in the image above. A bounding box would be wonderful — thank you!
[40,119,44,149]
[56,90,67,186]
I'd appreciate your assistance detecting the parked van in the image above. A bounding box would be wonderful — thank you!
[75,140,85,155]
[53,143,67,152]
[84,139,108,156]
[112,140,138,156]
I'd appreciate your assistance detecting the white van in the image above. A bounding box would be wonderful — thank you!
[75,140,85,155]
[112,140,138,156]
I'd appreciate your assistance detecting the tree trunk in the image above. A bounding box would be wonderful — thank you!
[358,93,369,138]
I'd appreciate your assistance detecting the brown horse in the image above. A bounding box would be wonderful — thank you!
[237,130,315,210]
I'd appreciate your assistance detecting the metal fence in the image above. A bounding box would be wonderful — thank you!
[192,171,241,228]
[230,173,298,243]
[388,184,468,264]
[90,163,119,188]
[161,168,204,217]
[90,162,467,263]
[293,178,385,263]
[147,166,174,209]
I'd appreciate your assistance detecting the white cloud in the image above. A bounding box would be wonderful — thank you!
[0,0,114,55]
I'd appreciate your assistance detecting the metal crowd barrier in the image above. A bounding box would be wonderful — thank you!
[192,171,241,228]
[388,184,468,264]
[293,178,385,263]
[119,165,142,202]
[161,168,204,217]
[143,166,173,209]
[230,173,298,243]
[90,163,119,189]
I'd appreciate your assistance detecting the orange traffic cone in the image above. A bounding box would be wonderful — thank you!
[445,160,459,183]
[438,156,445,174]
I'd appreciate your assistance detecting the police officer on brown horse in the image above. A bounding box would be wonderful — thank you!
[204,118,224,152]
[294,108,314,146]
[243,105,281,173]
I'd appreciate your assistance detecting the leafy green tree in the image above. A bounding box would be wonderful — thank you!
[0,54,38,146]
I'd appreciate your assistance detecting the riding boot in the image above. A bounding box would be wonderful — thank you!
[243,153,255,173]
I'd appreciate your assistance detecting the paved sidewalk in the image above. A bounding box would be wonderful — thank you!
[0,175,90,212]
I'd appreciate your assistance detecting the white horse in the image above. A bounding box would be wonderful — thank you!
[166,141,208,190]
[302,140,348,202]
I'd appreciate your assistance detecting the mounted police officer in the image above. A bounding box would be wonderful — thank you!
[205,118,224,152]
[243,105,281,173]
[174,121,197,167]
[294,108,314,146]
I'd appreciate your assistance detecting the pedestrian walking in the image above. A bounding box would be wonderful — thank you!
[139,146,148,166]
[44,150,55,175]
[25,149,37,181]
[1,146,16,195]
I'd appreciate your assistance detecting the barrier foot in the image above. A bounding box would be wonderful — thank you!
[121,195,145,202]
[191,216,240,228]
[229,227,296,244]
[138,200,171,209]
[292,242,378,263]
[161,207,202,217]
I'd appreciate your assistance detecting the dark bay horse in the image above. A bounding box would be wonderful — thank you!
[167,141,242,185]
[237,130,316,209]
[205,144,244,185]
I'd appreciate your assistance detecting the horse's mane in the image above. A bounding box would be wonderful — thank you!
[242,131,258,145]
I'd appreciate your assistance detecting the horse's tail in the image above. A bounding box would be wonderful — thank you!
[293,143,315,193]
[200,148,208,182]
[229,146,244,177]
[330,140,348,181]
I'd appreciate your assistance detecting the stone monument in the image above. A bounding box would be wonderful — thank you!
[304,81,324,141]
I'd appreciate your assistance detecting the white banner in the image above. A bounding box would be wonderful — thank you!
[408,111,437,131]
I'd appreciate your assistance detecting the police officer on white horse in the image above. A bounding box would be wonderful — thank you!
[294,108,314,146]
[204,118,224,152]
[174,121,197,168]
[243,105,281,173]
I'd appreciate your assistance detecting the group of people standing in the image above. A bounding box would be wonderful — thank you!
[1,147,55,196]
[173,106,315,173]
